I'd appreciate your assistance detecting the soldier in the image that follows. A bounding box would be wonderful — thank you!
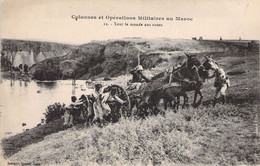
[62,96,81,128]
[19,64,23,75]
[127,65,150,95]
[90,84,106,126]
[130,65,150,83]
[24,64,29,75]
[213,67,230,106]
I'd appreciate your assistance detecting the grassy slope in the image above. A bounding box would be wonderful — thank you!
[5,106,260,165]
[1,41,260,165]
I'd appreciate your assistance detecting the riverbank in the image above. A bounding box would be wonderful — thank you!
[0,71,32,81]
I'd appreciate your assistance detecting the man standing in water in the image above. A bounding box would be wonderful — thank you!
[24,64,29,75]
[19,64,23,75]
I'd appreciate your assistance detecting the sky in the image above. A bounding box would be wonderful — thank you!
[1,0,260,44]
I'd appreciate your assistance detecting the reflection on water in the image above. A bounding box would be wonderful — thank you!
[0,79,94,137]
[36,81,57,89]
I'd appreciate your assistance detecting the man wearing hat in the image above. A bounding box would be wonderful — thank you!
[130,65,150,83]
[213,67,230,106]
[127,65,150,95]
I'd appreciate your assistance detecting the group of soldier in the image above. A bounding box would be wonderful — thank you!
[18,63,29,75]
[62,65,150,128]
[62,57,230,128]
[62,83,127,128]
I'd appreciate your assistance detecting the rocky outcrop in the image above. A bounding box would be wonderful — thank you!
[1,39,75,70]
[28,39,164,80]
[59,60,80,79]
[3,38,256,80]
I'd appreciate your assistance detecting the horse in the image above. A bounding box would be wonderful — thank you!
[203,55,221,71]
[140,53,215,114]
[137,53,198,114]
[149,82,188,111]
[139,73,187,114]
[169,53,217,107]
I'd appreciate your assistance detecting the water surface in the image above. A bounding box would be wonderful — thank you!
[0,78,94,137]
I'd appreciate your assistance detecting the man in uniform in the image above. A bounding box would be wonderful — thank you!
[130,65,150,83]
[127,65,150,95]
[213,67,230,106]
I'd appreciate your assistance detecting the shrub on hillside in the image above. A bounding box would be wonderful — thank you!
[89,65,104,76]
[33,68,62,80]
[227,69,246,75]
[159,46,183,52]
[45,103,66,123]
[105,60,128,77]
[0,55,12,71]
[73,55,105,78]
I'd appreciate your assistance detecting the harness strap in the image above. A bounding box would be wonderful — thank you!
[177,71,183,80]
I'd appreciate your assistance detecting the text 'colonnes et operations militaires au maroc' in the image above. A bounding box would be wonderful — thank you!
[71,15,193,21]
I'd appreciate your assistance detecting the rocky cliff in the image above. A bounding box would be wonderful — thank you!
[1,39,76,70]
[30,39,167,80]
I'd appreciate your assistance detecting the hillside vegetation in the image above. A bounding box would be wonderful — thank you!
[27,38,257,80]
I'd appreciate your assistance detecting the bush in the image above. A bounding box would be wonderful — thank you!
[227,69,246,75]
[89,65,104,76]
[1,55,12,71]
[33,67,62,80]
[159,46,183,52]
[45,103,66,123]
[105,60,127,77]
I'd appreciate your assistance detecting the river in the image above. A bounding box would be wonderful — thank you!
[0,78,95,137]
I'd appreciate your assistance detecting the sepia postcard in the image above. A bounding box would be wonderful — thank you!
[0,0,259,165]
